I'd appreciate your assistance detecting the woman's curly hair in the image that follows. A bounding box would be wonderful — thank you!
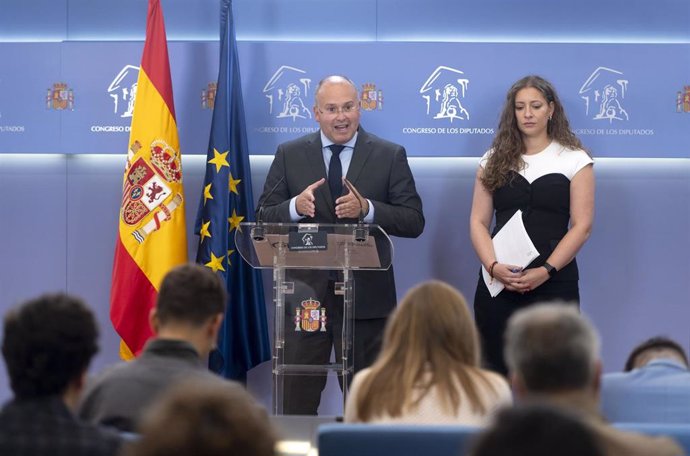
[481,75,587,192]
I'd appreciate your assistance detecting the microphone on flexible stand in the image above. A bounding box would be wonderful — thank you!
[344,178,368,243]
[252,175,285,241]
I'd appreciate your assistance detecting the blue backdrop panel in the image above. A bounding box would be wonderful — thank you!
[168,42,218,155]
[3,0,690,43]
[0,44,62,153]
[60,42,218,155]
[1,41,689,157]
[0,154,69,308]
[60,42,142,154]
[240,42,689,157]
[235,0,377,41]
[66,0,218,41]
[375,0,690,43]
[0,0,67,41]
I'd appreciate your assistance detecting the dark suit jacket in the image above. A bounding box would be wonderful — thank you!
[0,396,122,456]
[256,128,424,319]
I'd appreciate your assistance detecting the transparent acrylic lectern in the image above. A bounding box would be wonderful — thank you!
[236,222,393,415]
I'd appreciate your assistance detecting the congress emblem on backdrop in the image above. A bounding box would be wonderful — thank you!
[579,67,629,123]
[201,82,217,110]
[263,65,313,121]
[121,139,184,244]
[360,83,383,111]
[108,65,139,118]
[46,83,74,111]
[676,86,690,113]
[294,298,327,332]
[419,66,470,123]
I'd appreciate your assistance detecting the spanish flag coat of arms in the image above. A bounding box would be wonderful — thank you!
[110,0,187,359]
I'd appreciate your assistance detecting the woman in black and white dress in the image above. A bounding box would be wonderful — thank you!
[469,75,595,375]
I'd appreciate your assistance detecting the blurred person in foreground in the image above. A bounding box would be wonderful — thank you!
[0,293,122,456]
[505,303,683,456]
[469,403,605,456]
[601,336,690,423]
[345,280,511,424]
[79,263,240,432]
[124,379,276,456]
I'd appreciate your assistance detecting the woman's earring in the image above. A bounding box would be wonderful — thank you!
[548,114,553,121]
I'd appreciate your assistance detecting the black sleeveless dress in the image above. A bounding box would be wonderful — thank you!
[473,142,593,375]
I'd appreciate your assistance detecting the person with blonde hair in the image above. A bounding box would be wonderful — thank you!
[344,280,511,424]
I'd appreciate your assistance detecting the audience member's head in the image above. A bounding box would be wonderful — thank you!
[125,379,276,456]
[155,263,227,326]
[504,306,685,456]
[504,303,600,396]
[469,404,605,456]
[384,279,482,367]
[623,336,689,371]
[2,293,98,406]
[354,280,496,420]
[151,263,227,358]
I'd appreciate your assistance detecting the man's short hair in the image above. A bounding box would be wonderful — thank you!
[624,336,689,371]
[504,303,600,392]
[126,379,276,456]
[2,293,98,398]
[313,75,358,101]
[469,403,605,456]
[155,263,227,326]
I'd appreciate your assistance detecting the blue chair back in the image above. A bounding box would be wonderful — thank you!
[318,423,480,456]
[614,422,690,455]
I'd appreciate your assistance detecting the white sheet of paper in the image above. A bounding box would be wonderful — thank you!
[482,210,540,297]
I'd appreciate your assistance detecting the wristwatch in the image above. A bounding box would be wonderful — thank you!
[543,262,557,278]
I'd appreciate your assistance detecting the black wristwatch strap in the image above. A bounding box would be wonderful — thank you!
[543,262,557,278]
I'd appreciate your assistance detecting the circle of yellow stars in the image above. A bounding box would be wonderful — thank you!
[200,148,246,273]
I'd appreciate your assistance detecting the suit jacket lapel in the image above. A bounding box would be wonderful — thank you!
[346,128,372,186]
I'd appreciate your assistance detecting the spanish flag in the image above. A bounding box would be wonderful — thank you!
[110,0,187,359]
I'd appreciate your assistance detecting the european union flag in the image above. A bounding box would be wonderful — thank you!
[195,0,270,381]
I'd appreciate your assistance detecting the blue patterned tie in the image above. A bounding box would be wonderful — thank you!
[328,144,345,202]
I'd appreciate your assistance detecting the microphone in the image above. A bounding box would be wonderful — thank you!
[253,175,285,241]
[344,178,368,243]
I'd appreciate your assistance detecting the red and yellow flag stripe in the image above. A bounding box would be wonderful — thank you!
[110,0,187,359]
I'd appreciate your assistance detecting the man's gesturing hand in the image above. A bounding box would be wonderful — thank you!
[336,178,369,219]
[295,178,325,217]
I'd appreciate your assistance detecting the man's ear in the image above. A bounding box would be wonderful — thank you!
[149,307,160,334]
[208,313,224,337]
[592,359,603,395]
[205,314,224,350]
[510,372,527,400]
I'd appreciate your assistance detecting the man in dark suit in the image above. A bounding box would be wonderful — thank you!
[257,75,424,414]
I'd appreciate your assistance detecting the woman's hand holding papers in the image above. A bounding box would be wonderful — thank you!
[493,264,549,294]
[500,266,549,293]
[493,264,523,292]
[520,267,550,293]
